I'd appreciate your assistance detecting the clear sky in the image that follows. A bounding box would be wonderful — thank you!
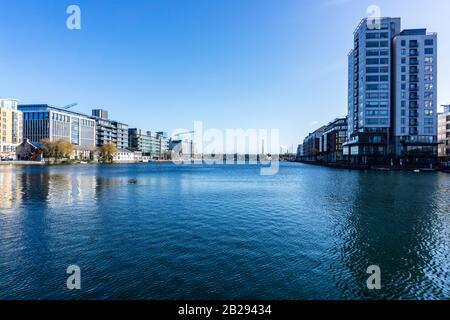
[1,0,449,149]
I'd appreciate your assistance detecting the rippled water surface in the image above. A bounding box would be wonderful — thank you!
[0,162,449,299]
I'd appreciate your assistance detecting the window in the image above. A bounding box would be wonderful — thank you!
[366,67,379,73]
[379,41,389,47]
[367,50,379,56]
[424,127,434,134]
[366,75,379,82]
[401,66,406,72]
[379,83,388,90]
[401,49,407,55]
[380,67,389,73]
[380,58,389,64]
[401,40,406,46]
[424,57,433,64]
[380,75,388,81]
[425,39,434,46]
[425,83,434,90]
[401,101,406,107]
[366,58,379,65]
[425,48,434,55]
[424,118,434,125]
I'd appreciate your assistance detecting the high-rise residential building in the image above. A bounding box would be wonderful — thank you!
[438,105,450,162]
[344,17,438,166]
[393,29,438,163]
[0,99,22,159]
[91,109,129,150]
[345,17,401,165]
[18,104,96,158]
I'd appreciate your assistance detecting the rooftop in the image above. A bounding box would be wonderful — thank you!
[18,104,93,119]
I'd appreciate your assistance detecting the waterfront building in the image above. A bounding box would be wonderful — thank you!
[156,131,169,156]
[18,104,96,159]
[438,105,450,163]
[91,109,129,150]
[392,29,438,165]
[0,99,23,159]
[321,117,348,163]
[296,144,303,160]
[344,17,438,166]
[345,17,401,165]
[128,128,161,158]
[301,126,326,161]
[15,139,42,161]
[113,149,142,163]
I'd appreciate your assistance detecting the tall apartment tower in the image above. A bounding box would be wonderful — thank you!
[345,17,438,166]
[346,17,401,164]
[393,29,438,162]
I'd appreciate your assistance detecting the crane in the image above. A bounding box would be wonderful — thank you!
[63,103,78,110]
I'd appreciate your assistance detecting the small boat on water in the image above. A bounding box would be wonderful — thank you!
[413,169,420,173]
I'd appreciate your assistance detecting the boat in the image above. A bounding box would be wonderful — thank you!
[413,169,420,173]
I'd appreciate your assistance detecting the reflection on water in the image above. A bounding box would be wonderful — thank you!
[0,163,448,299]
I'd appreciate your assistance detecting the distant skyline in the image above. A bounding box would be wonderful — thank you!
[1,0,449,148]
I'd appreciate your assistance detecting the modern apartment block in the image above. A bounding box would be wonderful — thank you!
[438,105,450,163]
[301,126,326,161]
[91,109,129,149]
[344,17,438,166]
[18,104,96,158]
[321,117,348,163]
[345,17,401,164]
[393,29,438,164]
[0,99,22,159]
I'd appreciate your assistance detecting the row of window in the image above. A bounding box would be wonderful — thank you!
[366,66,389,73]
[366,58,389,65]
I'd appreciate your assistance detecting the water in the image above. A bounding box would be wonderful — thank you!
[0,162,449,300]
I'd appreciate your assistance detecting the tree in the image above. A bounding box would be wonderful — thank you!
[40,139,57,159]
[40,139,74,163]
[100,143,117,163]
[56,139,74,159]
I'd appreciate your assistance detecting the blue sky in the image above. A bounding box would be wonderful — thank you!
[1,0,449,148]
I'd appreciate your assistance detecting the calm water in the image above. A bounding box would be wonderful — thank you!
[0,162,449,300]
